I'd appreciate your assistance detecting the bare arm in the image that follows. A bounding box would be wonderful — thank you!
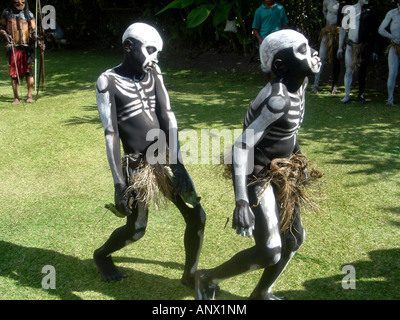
[232,88,288,236]
[154,65,179,164]
[378,10,395,40]
[323,0,328,20]
[0,16,10,41]
[337,26,347,59]
[233,109,283,202]
[96,74,124,187]
[253,28,263,44]
[28,17,36,31]
[154,65,192,194]
[96,74,131,215]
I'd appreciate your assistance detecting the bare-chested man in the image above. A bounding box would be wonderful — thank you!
[312,0,341,94]
[0,0,42,104]
[378,1,400,106]
[337,0,378,104]
[94,23,206,286]
[195,30,321,300]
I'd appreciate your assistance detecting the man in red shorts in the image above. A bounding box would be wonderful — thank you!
[1,1,42,104]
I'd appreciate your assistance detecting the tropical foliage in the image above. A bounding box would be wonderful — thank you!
[24,0,400,50]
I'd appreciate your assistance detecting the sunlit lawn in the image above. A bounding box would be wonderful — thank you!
[0,49,399,300]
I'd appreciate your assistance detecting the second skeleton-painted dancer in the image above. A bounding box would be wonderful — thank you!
[94,23,206,287]
[312,0,343,94]
[378,0,400,106]
[195,29,321,300]
[337,0,379,104]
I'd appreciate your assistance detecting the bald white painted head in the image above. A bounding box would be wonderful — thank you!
[122,23,163,73]
[260,29,321,75]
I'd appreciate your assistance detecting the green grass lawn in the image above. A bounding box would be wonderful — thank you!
[0,49,399,300]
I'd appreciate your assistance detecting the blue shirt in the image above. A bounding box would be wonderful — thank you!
[252,3,288,39]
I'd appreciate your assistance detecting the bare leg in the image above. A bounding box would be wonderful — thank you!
[171,187,206,287]
[312,36,328,94]
[387,47,399,106]
[94,203,148,282]
[357,44,372,105]
[11,78,20,104]
[195,247,262,299]
[195,184,283,300]
[26,76,34,103]
[331,56,341,94]
[249,206,305,299]
[340,45,353,104]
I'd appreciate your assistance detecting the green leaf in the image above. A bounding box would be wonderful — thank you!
[212,2,233,26]
[156,0,196,15]
[187,5,216,29]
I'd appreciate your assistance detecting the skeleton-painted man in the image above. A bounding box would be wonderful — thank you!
[312,0,342,94]
[0,1,41,104]
[378,1,400,106]
[195,30,321,300]
[337,0,378,104]
[94,23,206,286]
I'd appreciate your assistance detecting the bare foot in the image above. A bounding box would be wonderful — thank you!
[26,96,34,103]
[194,270,220,300]
[181,272,195,288]
[249,290,288,300]
[12,98,20,105]
[311,87,318,94]
[358,95,367,105]
[93,250,128,282]
[340,96,351,104]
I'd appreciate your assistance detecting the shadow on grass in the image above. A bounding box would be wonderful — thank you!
[2,239,399,300]
[301,89,400,177]
[62,105,101,127]
[278,248,400,300]
[0,240,241,300]
[0,94,13,105]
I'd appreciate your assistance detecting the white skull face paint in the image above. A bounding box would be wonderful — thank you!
[293,41,321,74]
[260,29,321,74]
[122,23,163,73]
[141,45,159,71]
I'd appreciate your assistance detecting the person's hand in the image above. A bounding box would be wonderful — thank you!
[393,38,400,45]
[337,48,344,60]
[232,200,255,237]
[372,52,378,62]
[2,32,13,44]
[114,183,132,216]
[170,162,191,195]
[36,38,46,51]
